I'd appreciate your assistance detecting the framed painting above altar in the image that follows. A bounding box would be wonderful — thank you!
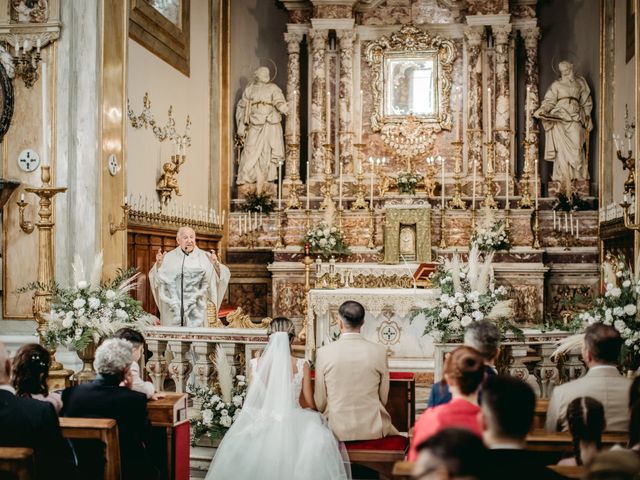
[129,0,191,76]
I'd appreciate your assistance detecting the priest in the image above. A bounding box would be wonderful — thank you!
[149,227,230,327]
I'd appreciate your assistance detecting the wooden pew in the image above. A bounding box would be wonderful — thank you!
[391,460,414,479]
[59,417,121,480]
[147,393,189,480]
[532,398,549,431]
[548,465,584,479]
[526,431,628,453]
[0,447,34,480]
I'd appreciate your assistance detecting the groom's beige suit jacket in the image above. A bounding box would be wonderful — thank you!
[314,333,399,441]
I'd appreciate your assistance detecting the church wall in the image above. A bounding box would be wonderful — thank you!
[538,0,601,193]
[126,1,212,212]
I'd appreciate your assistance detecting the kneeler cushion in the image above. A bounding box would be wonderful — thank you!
[345,435,409,452]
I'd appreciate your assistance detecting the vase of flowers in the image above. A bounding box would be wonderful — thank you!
[396,171,423,195]
[470,207,511,253]
[75,341,97,384]
[302,222,350,257]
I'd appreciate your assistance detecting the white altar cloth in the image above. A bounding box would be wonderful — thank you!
[306,288,439,371]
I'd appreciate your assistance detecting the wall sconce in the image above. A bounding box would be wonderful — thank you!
[17,193,35,234]
[109,200,131,235]
[156,154,186,207]
[619,195,640,231]
[13,38,42,88]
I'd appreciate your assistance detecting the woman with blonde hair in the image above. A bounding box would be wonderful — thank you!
[206,317,350,479]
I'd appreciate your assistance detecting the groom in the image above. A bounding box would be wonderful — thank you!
[314,300,399,441]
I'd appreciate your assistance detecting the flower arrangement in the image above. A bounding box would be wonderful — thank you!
[410,246,517,342]
[470,207,511,253]
[190,347,248,443]
[396,171,423,195]
[552,191,590,212]
[241,189,274,214]
[571,255,640,368]
[18,253,152,351]
[303,222,350,256]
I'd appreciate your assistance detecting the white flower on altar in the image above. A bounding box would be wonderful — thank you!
[115,309,128,320]
[330,227,337,233]
[220,409,229,417]
[472,310,484,321]
[439,308,451,319]
[447,298,456,308]
[471,302,480,310]
[623,280,631,288]
[74,328,82,339]
[105,290,117,300]
[614,320,627,333]
[73,298,86,309]
[319,238,327,247]
[88,297,101,310]
[613,307,624,317]
[329,237,336,246]
[323,228,330,237]
[440,294,450,303]
[624,304,637,316]
[202,409,214,426]
[236,375,245,382]
[220,415,232,428]
[232,395,243,407]
[76,308,85,317]
[432,331,443,342]
[455,305,463,315]
[610,288,622,298]
[616,271,623,278]
[461,315,473,327]
[77,281,88,289]
[62,316,74,328]
[211,395,221,403]
[468,291,480,302]
[216,402,224,410]
[450,319,461,330]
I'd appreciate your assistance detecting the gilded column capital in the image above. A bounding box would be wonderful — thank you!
[284,31,303,54]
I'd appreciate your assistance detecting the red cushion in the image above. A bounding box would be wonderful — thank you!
[217,304,236,318]
[345,435,409,451]
[390,372,414,380]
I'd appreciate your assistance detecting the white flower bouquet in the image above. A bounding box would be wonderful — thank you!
[190,348,248,442]
[303,222,350,257]
[18,253,152,351]
[470,207,511,253]
[396,171,423,195]
[573,255,640,366]
[410,246,517,342]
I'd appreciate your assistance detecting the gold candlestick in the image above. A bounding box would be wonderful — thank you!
[518,139,534,209]
[367,207,376,249]
[620,199,640,230]
[338,207,344,230]
[531,208,541,249]
[285,143,302,210]
[482,141,498,209]
[448,140,467,210]
[351,143,368,210]
[319,144,335,210]
[274,208,285,248]
[299,249,314,342]
[439,207,447,249]
[305,208,312,231]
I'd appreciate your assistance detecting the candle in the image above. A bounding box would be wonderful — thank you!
[222,210,226,225]
[306,160,310,209]
[553,210,557,230]
[570,212,574,235]
[239,215,243,235]
[358,89,364,143]
[455,87,462,141]
[292,90,297,139]
[14,39,19,56]
[440,155,445,209]
[36,38,40,52]
[278,160,283,210]
[487,87,492,137]
[613,134,621,152]
[525,85,531,140]
[338,160,343,209]
[471,159,477,210]
[575,218,579,239]
[123,195,128,205]
[369,157,374,209]
[564,212,568,232]
[326,89,331,143]
[505,158,509,209]
[20,193,24,202]
[254,211,258,230]
[41,60,48,167]
[534,159,539,209]
[627,135,632,152]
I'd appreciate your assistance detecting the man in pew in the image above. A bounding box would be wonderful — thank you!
[314,300,399,441]
[0,342,75,479]
[62,339,158,480]
[546,322,632,432]
[481,375,565,480]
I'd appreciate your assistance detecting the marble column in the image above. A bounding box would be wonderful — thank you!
[492,24,512,176]
[522,27,541,176]
[284,31,303,180]
[309,28,329,176]
[465,27,485,180]
[337,30,356,174]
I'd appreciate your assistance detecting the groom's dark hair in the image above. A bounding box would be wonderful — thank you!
[338,301,365,328]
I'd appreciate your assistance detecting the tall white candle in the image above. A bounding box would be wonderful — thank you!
[369,157,374,209]
[338,160,343,209]
[505,158,510,209]
[569,212,574,235]
[41,60,48,166]
[222,210,226,225]
[440,155,445,209]
[564,212,568,232]
[291,90,297,139]
[306,160,310,209]
[326,89,331,143]
[278,160,283,210]
[358,89,364,143]
[575,218,579,239]
[455,87,462,141]
[487,87,492,138]
[471,159,477,210]
[525,85,531,140]
[553,210,557,230]
[534,159,539,209]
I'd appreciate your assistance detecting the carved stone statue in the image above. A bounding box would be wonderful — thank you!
[534,61,592,188]
[235,67,288,193]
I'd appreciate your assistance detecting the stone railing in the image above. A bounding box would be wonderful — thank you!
[434,330,585,399]
[143,326,268,394]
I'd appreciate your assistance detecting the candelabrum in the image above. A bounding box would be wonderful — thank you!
[367,207,376,249]
[109,203,131,235]
[482,141,498,209]
[616,148,636,198]
[531,208,542,249]
[274,208,286,248]
[14,43,42,89]
[439,207,447,249]
[620,198,640,231]
[319,144,335,211]
[128,205,224,232]
[518,139,535,209]
[448,141,467,210]
[285,143,302,210]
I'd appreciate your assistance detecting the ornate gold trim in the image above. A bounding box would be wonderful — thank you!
[208,305,271,329]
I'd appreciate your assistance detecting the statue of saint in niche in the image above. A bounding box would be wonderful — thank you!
[235,67,288,193]
[534,61,592,190]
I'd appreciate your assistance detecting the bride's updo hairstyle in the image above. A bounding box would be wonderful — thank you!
[443,346,485,395]
[268,317,296,343]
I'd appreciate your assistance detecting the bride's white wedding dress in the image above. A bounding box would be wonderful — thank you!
[205,332,350,480]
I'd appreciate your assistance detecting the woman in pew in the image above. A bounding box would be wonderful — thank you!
[11,343,62,414]
[409,347,485,461]
[557,396,605,467]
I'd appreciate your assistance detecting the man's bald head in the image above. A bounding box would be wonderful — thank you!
[176,227,196,253]
[0,342,10,385]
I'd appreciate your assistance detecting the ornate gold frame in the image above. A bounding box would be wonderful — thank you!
[383,207,432,264]
[364,24,456,134]
[129,0,190,76]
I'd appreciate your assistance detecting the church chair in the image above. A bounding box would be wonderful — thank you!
[59,417,121,480]
[0,447,34,480]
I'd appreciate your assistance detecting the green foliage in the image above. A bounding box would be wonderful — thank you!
[552,192,590,212]
[241,190,275,214]
[303,223,351,257]
[396,171,423,195]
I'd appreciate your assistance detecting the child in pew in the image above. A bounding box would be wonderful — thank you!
[115,328,161,400]
[557,396,605,467]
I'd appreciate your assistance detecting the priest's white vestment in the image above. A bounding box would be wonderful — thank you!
[149,246,230,327]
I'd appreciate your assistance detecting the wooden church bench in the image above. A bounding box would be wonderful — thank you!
[548,464,584,479]
[345,435,409,480]
[391,460,414,479]
[59,417,121,480]
[526,431,628,453]
[0,447,34,480]
[532,398,549,431]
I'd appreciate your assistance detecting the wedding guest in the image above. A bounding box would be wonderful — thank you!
[584,450,640,480]
[482,375,564,480]
[114,327,158,399]
[557,397,605,466]
[314,300,399,441]
[0,342,75,479]
[627,377,640,450]
[427,321,500,408]
[412,428,488,480]
[62,338,158,480]
[11,343,62,413]
[546,323,631,432]
[409,346,485,461]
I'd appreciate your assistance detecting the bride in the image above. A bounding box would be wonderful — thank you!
[205,317,350,479]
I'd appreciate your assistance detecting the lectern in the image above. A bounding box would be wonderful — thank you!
[148,393,189,480]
